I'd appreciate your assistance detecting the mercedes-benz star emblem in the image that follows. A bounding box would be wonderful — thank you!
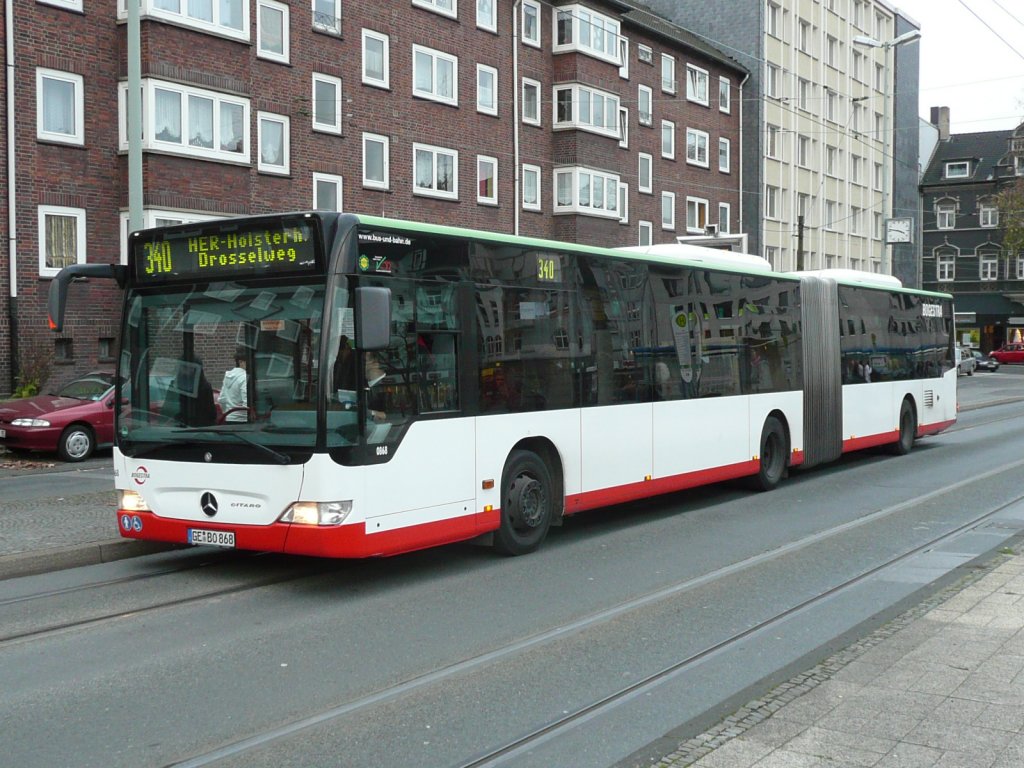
[200,492,218,518]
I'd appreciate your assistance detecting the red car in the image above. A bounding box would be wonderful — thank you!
[0,372,118,461]
[989,343,1024,364]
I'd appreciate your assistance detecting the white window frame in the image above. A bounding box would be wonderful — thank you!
[638,152,652,194]
[362,29,390,89]
[362,132,390,190]
[661,120,675,159]
[618,106,629,149]
[476,64,498,116]
[765,63,780,99]
[766,124,780,159]
[825,145,840,177]
[718,202,731,234]
[40,0,82,9]
[797,135,811,168]
[765,185,780,220]
[936,202,956,230]
[117,78,250,163]
[766,1,780,37]
[945,161,970,179]
[553,83,621,139]
[618,37,629,79]
[312,0,341,34]
[38,205,85,278]
[979,252,999,281]
[718,137,731,173]
[686,128,709,168]
[552,4,622,66]
[476,0,497,32]
[686,196,709,233]
[719,76,731,113]
[313,172,344,211]
[257,0,290,64]
[116,0,249,41]
[257,112,290,175]
[661,53,676,94]
[618,182,629,224]
[936,252,955,281]
[311,73,342,134]
[413,142,459,200]
[980,203,999,228]
[522,78,541,126]
[1017,255,1024,280]
[638,84,652,126]
[477,155,498,205]
[661,191,676,230]
[639,220,652,247]
[553,167,621,218]
[37,68,84,146]
[412,44,459,106]
[413,0,457,21]
[686,64,709,106]
[522,163,541,210]
[521,0,541,47]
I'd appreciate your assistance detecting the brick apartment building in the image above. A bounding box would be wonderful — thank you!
[0,0,746,396]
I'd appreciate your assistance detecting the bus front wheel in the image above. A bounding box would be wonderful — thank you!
[752,416,788,492]
[889,400,916,456]
[494,449,554,556]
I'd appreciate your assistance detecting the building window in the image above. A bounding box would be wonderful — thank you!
[413,143,458,200]
[553,84,620,139]
[765,185,780,220]
[825,35,839,67]
[936,252,955,281]
[40,0,82,9]
[477,155,497,204]
[718,202,731,234]
[980,202,999,228]
[936,202,956,229]
[638,84,652,126]
[874,162,883,190]
[362,30,390,89]
[826,91,839,122]
[313,173,343,211]
[38,205,85,278]
[554,4,622,65]
[637,44,652,64]
[55,339,74,363]
[638,152,652,194]
[257,0,289,63]
[766,1,780,37]
[686,64,709,105]
[850,206,862,235]
[718,137,731,173]
[764,246,778,269]
[798,19,812,53]
[686,197,708,233]
[522,0,540,46]
[618,107,629,149]
[413,0,457,20]
[522,78,541,125]
[639,220,652,246]
[522,163,541,210]
[363,132,390,189]
[312,0,340,34]
[37,69,84,145]
[618,182,629,224]
[618,37,629,79]
[477,64,498,115]
[765,63,779,99]
[477,0,496,32]
[980,253,999,281]
[850,154,862,184]
[661,54,675,93]
[825,145,840,177]
[719,76,731,113]
[117,0,247,39]
[796,135,811,167]
[661,191,675,230]
[257,112,289,175]
[1017,255,1024,280]
[311,73,342,134]
[413,45,458,106]
[661,120,675,159]
[944,161,970,179]
[98,337,116,361]
[766,123,781,159]
[686,128,709,167]
[554,167,620,218]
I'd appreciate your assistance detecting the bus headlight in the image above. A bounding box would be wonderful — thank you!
[119,490,150,512]
[280,501,352,526]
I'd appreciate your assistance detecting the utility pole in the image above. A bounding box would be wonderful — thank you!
[796,215,805,271]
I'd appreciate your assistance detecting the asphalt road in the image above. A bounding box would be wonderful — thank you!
[2,392,1024,767]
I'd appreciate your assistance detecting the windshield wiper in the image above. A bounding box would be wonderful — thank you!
[171,427,291,465]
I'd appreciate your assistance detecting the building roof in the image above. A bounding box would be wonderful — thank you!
[921,129,1014,187]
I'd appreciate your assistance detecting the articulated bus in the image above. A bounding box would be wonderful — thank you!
[47,212,956,558]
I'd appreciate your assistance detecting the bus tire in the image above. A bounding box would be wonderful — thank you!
[889,399,916,456]
[494,449,554,556]
[58,424,95,462]
[752,416,787,492]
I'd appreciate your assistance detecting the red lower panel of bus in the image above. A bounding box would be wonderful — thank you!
[841,418,954,453]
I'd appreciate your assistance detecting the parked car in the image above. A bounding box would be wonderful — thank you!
[990,342,1024,364]
[957,346,976,376]
[0,371,118,461]
[972,349,1001,372]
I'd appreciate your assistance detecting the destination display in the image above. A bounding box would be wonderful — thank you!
[132,215,321,283]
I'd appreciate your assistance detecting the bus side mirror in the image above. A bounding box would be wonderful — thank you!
[47,264,127,332]
[355,286,391,351]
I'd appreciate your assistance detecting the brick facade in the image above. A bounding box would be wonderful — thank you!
[0,0,744,395]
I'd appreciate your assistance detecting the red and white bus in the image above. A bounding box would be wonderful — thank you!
[48,212,957,557]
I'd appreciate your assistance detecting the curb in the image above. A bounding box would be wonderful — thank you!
[0,539,180,581]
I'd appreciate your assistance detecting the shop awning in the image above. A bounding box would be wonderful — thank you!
[953,294,1024,317]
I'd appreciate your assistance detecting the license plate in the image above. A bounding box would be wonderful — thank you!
[189,529,236,547]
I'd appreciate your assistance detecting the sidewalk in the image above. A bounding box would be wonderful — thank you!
[658,551,1024,768]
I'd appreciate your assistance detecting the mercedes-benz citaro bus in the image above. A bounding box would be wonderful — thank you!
[47,212,957,558]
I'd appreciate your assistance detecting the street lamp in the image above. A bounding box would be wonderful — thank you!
[853,29,921,274]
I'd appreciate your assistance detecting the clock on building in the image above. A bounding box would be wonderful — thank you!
[885,217,913,244]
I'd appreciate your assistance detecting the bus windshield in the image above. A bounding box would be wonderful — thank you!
[118,280,336,456]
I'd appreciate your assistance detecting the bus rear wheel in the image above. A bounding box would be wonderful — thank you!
[494,449,554,556]
[889,399,916,456]
[751,416,787,492]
